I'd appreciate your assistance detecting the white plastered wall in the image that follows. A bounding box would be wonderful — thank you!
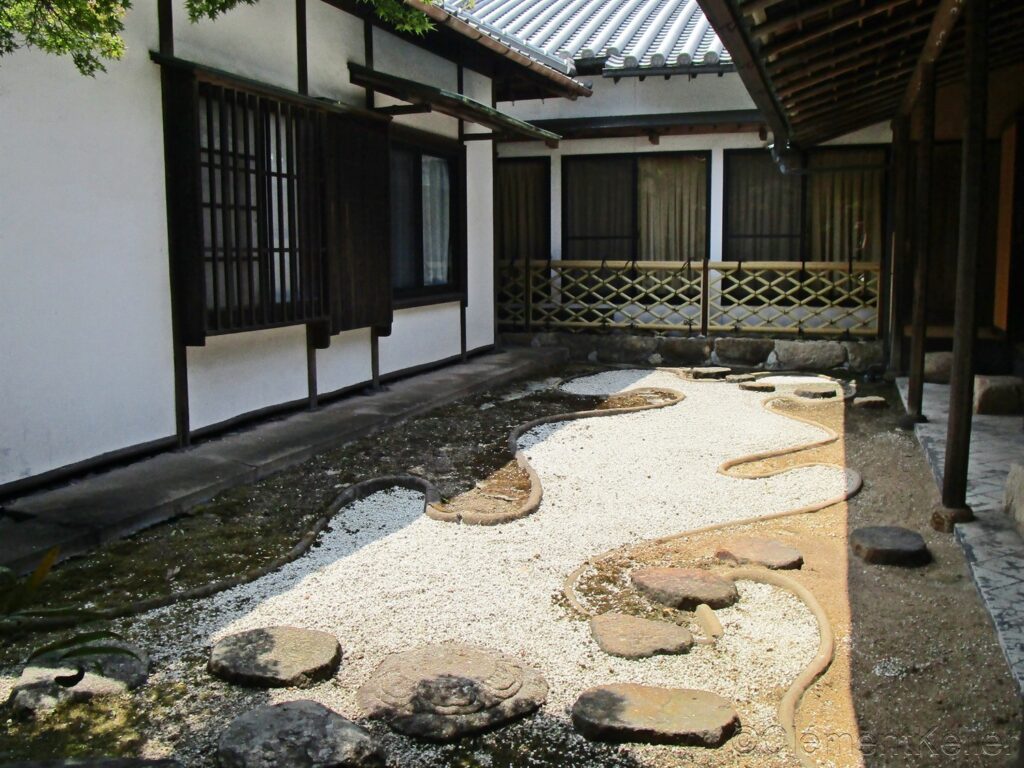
[0,9,176,485]
[379,304,463,375]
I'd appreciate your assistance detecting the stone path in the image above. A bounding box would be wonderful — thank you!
[208,626,341,688]
[897,379,1024,693]
[589,613,694,659]
[571,684,739,746]
[631,568,739,610]
[715,538,804,570]
[356,644,547,741]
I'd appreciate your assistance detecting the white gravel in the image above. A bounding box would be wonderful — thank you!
[125,369,850,765]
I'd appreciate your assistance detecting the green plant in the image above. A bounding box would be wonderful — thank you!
[1,549,138,677]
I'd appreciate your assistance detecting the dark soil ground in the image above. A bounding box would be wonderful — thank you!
[1,368,1020,767]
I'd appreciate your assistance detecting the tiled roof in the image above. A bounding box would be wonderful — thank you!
[441,0,731,72]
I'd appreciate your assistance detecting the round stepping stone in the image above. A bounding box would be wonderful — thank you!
[850,526,931,566]
[218,700,383,768]
[589,613,693,659]
[715,537,804,570]
[794,384,838,399]
[631,568,738,610]
[571,684,739,746]
[725,373,756,383]
[208,626,341,688]
[852,395,888,409]
[739,380,776,393]
[687,366,731,380]
[356,643,547,741]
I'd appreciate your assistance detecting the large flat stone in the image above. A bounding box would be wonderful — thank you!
[973,376,1023,415]
[715,538,803,570]
[357,643,547,741]
[924,351,953,384]
[684,366,731,380]
[850,526,931,566]
[714,337,775,366]
[773,340,846,371]
[208,627,341,688]
[218,700,383,768]
[589,613,693,659]
[571,684,739,746]
[658,337,711,365]
[842,341,885,372]
[631,568,738,610]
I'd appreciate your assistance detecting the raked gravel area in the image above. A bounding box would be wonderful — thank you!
[79,370,854,765]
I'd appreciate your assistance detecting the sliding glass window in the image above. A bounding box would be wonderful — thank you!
[496,158,549,263]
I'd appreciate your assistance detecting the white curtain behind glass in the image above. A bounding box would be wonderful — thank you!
[421,155,452,286]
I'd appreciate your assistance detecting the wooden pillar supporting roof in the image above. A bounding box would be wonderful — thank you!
[905,64,936,423]
[887,115,911,373]
[936,0,988,529]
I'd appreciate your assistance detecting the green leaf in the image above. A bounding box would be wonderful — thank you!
[27,630,123,661]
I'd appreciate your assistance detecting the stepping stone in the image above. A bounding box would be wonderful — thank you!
[794,384,838,399]
[631,568,738,610]
[356,643,547,741]
[715,537,803,570]
[725,373,756,383]
[571,684,739,747]
[852,395,888,409]
[739,381,776,393]
[218,700,384,768]
[850,526,931,566]
[589,613,693,659]
[6,642,149,716]
[208,626,341,688]
[687,366,731,380]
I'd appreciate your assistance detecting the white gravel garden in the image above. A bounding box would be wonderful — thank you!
[98,369,859,766]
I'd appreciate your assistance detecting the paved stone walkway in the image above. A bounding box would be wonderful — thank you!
[897,379,1024,693]
[0,348,567,573]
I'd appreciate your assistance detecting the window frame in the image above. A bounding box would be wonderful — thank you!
[560,150,712,263]
[389,126,467,309]
[722,145,891,264]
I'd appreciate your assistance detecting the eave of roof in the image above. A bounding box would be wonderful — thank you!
[348,62,563,143]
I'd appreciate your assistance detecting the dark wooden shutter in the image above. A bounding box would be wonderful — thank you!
[327,115,393,334]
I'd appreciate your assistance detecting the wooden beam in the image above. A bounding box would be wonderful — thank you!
[751,0,858,40]
[906,63,935,421]
[789,81,905,125]
[698,0,790,142]
[762,0,916,60]
[779,48,920,102]
[782,53,918,109]
[941,0,988,519]
[901,0,965,114]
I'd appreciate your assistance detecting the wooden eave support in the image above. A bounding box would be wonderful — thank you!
[761,0,917,60]
[901,0,966,114]
[887,115,912,371]
[940,0,987,517]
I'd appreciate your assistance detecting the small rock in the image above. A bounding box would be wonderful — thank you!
[208,627,341,688]
[685,366,731,380]
[739,381,776,393]
[852,396,888,409]
[589,613,693,659]
[715,538,803,569]
[973,376,1024,415]
[850,526,931,566]
[6,642,149,716]
[218,700,383,768]
[794,384,838,399]
[647,352,664,366]
[357,644,547,741]
[571,684,739,746]
[631,568,738,610]
[924,351,953,383]
[725,373,756,383]
[843,341,885,372]
[587,350,599,363]
[774,340,846,371]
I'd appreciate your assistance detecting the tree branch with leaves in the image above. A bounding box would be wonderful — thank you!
[0,0,432,76]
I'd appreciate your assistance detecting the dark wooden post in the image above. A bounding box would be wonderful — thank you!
[936,0,987,530]
[905,63,935,423]
[887,115,911,373]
